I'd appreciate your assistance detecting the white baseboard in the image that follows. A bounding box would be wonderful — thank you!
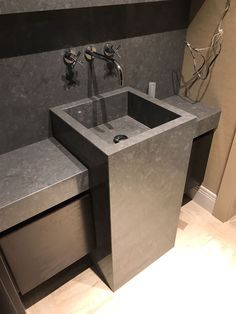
[186,185,217,214]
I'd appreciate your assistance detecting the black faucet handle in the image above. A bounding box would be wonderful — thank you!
[104,43,121,59]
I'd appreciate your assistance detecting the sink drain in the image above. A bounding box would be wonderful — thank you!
[113,134,128,144]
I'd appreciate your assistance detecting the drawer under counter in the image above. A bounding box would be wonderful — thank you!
[1,194,95,294]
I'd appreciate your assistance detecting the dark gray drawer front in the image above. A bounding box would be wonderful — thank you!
[1,194,95,294]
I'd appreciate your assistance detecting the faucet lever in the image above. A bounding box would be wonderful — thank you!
[63,48,83,68]
[84,44,124,86]
[63,48,83,89]
[104,43,121,59]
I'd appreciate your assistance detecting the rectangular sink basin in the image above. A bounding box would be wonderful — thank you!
[51,87,190,155]
[64,89,179,145]
[51,87,196,291]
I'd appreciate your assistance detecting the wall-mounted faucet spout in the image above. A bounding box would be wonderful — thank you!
[84,45,124,87]
[113,59,124,87]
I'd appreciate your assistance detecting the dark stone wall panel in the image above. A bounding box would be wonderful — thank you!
[0,1,189,58]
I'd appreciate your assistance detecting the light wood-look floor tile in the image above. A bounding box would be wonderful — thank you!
[26,201,236,314]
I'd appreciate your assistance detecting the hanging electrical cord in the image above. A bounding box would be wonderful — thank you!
[179,0,231,103]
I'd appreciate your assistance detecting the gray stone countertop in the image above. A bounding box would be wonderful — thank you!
[163,95,221,138]
[0,0,169,15]
[0,138,89,233]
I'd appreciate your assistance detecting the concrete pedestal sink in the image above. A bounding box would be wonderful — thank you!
[51,87,196,291]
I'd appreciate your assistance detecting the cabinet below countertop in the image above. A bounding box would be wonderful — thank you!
[1,194,95,295]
